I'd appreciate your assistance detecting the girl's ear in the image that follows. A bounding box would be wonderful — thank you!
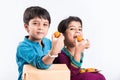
[24,23,29,33]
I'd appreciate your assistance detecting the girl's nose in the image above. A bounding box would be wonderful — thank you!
[75,29,82,36]
[75,29,80,33]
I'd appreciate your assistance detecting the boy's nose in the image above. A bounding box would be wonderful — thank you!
[38,25,43,29]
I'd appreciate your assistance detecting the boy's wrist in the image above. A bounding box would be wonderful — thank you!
[50,49,61,55]
[48,53,58,58]
[48,50,59,58]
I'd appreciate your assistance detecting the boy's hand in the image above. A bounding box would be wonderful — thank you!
[54,31,60,38]
[51,32,64,55]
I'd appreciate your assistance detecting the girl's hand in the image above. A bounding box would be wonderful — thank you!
[73,39,90,62]
[75,39,90,53]
[84,39,90,49]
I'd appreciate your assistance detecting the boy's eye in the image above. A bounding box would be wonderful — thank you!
[33,22,39,25]
[43,23,48,26]
[78,28,82,31]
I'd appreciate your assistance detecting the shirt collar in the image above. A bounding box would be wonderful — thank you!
[24,36,39,45]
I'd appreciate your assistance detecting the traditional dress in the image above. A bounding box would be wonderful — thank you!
[54,47,106,80]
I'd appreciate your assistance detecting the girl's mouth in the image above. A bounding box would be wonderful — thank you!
[73,35,77,38]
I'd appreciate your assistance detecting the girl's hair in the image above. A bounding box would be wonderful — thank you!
[23,6,51,25]
[58,16,82,33]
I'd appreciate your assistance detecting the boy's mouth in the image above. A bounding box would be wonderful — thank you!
[37,32,44,35]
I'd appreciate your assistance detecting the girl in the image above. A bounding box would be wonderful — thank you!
[54,16,106,80]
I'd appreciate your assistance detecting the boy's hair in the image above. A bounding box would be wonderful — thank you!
[23,6,51,25]
[58,16,82,33]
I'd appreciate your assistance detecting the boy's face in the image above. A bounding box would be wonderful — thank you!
[64,21,82,46]
[24,17,49,42]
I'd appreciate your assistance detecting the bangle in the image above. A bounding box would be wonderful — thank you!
[48,53,58,58]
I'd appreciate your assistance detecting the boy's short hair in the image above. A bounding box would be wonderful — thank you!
[23,6,51,25]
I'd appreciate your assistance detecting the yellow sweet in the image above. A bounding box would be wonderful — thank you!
[86,68,96,72]
[77,36,83,42]
[80,69,86,73]
[54,31,60,38]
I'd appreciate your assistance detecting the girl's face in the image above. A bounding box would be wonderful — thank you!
[24,17,49,42]
[64,21,82,47]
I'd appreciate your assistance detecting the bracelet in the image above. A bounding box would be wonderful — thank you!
[48,53,58,58]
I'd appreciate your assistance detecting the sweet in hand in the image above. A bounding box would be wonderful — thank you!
[54,31,60,38]
[77,36,83,42]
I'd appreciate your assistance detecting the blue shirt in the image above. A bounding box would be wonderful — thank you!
[16,36,52,80]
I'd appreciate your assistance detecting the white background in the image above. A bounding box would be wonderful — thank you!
[0,0,120,80]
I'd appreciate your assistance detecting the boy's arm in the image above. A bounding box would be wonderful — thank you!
[42,33,64,65]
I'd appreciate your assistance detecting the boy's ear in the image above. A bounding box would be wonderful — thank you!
[24,23,29,32]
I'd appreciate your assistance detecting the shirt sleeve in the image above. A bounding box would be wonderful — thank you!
[17,44,51,69]
[71,52,84,68]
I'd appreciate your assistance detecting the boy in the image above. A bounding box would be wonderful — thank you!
[16,6,64,80]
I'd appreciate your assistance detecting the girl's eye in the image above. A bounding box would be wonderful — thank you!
[70,28,75,30]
